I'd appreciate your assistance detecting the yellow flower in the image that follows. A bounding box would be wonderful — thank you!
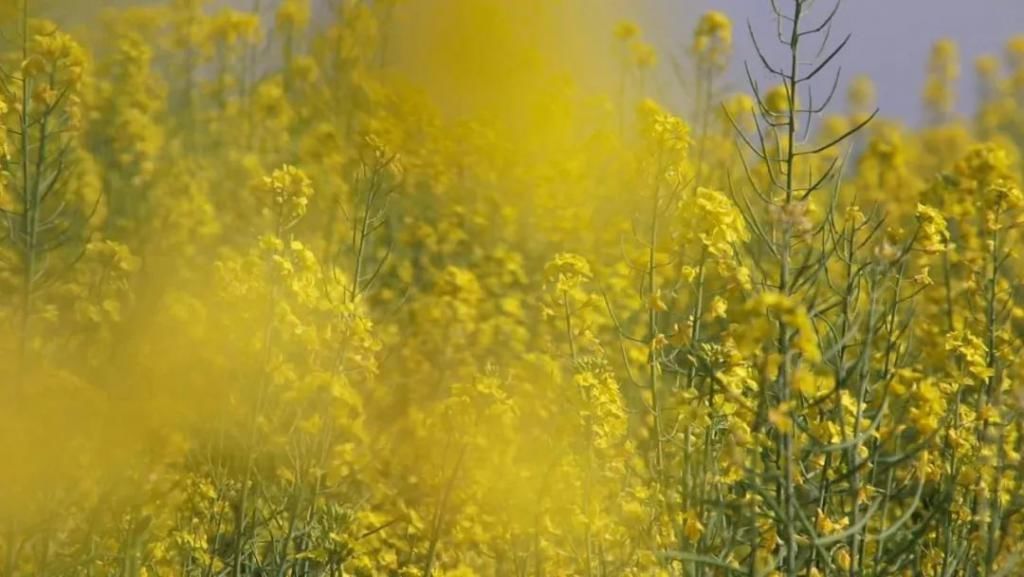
[815,509,849,536]
[764,84,792,115]
[768,402,794,434]
[544,253,592,295]
[680,510,705,541]
[946,330,993,383]
[916,203,950,253]
[710,295,728,319]
[834,548,852,572]
[263,164,314,227]
[614,21,640,42]
[692,11,732,69]
[632,41,657,69]
[650,290,669,312]
[209,10,261,45]
[276,0,311,30]
[691,187,749,256]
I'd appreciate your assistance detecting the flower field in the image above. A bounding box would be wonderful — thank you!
[3,1,1024,576]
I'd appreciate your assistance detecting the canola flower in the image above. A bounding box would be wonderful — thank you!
[3,2,1024,577]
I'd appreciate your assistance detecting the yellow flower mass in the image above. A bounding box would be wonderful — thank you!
[3,2,1024,577]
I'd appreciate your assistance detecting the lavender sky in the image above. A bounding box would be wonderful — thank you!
[670,0,1024,125]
